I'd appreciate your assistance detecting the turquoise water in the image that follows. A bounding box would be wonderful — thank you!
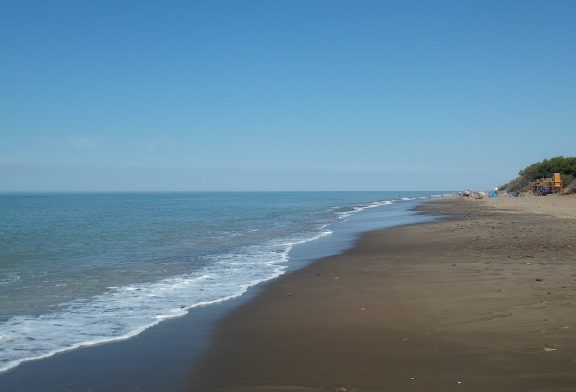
[0,191,439,373]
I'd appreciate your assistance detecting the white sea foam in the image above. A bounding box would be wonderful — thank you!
[0,273,21,286]
[0,230,333,374]
[0,196,416,374]
[335,199,395,219]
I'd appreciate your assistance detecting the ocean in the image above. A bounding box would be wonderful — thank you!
[0,191,440,377]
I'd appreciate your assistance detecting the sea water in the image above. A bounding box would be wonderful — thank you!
[0,191,439,373]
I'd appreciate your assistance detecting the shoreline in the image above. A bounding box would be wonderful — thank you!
[0,197,436,392]
[189,196,576,391]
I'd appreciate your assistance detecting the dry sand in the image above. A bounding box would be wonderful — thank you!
[485,194,576,219]
[189,196,576,392]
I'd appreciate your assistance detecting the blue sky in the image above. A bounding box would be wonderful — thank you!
[1,0,574,191]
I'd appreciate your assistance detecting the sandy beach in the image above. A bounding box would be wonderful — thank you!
[484,194,576,219]
[189,195,576,392]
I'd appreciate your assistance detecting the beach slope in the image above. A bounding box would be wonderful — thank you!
[190,196,576,392]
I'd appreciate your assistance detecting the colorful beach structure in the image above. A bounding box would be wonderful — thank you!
[553,172,563,190]
[531,172,563,195]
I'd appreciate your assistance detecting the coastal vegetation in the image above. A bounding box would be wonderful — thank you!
[501,156,576,193]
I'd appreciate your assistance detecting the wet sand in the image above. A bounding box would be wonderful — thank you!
[190,196,576,392]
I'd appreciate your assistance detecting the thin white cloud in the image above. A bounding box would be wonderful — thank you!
[65,136,100,147]
[145,137,174,151]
